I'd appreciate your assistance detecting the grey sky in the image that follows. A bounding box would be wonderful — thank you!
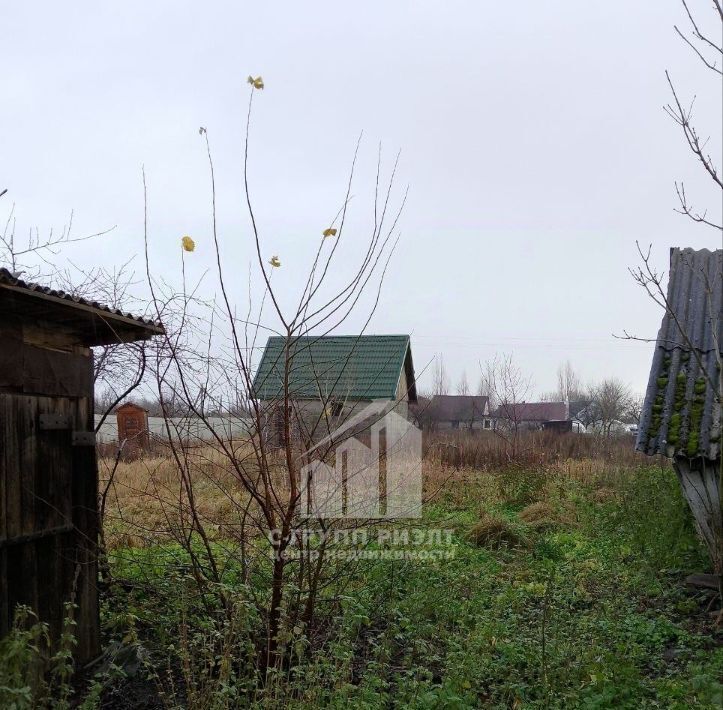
[2,1,721,396]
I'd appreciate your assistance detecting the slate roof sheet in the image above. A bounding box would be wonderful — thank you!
[0,267,164,345]
[431,395,489,421]
[636,248,722,459]
[493,401,568,422]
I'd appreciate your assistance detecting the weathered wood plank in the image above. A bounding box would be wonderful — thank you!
[0,342,92,398]
[0,392,100,664]
[0,548,7,636]
[71,395,100,662]
[685,573,720,590]
[674,458,722,574]
[0,397,7,544]
[1,396,26,540]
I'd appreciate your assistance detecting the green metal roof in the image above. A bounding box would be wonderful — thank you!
[252,335,416,402]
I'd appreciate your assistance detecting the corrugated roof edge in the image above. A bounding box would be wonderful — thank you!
[635,247,722,460]
[0,267,165,332]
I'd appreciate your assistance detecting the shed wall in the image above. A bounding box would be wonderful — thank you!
[674,457,722,574]
[0,351,99,663]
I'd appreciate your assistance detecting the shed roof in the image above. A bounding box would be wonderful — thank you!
[493,401,568,422]
[431,395,489,421]
[116,402,148,412]
[0,268,164,346]
[252,335,416,402]
[636,248,722,459]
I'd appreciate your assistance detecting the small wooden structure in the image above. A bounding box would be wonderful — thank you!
[637,248,722,574]
[116,402,150,455]
[0,268,163,663]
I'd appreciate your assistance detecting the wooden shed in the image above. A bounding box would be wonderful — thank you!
[116,402,150,455]
[636,248,722,575]
[0,268,163,663]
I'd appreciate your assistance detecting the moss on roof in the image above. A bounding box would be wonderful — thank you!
[637,248,722,459]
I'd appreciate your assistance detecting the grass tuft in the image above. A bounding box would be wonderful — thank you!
[468,512,529,549]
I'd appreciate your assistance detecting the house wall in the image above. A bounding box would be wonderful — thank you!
[262,398,372,446]
[436,418,492,431]
[260,392,412,447]
[493,418,547,432]
[395,367,410,420]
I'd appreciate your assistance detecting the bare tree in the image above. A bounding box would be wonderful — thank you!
[665,1,722,233]
[626,393,645,426]
[541,361,586,407]
[480,352,532,457]
[0,204,115,278]
[625,1,723,591]
[136,79,411,675]
[556,361,583,402]
[456,370,470,395]
[433,354,449,395]
[586,377,634,436]
[476,374,491,399]
[51,261,155,429]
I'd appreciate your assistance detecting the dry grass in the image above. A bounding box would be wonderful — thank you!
[591,486,619,504]
[99,445,266,549]
[518,500,577,532]
[467,512,529,549]
[425,430,648,471]
[99,431,664,550]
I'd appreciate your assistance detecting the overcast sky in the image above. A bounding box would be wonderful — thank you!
[2,1,721,397]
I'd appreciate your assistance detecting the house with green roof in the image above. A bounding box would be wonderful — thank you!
[252,335,417,445]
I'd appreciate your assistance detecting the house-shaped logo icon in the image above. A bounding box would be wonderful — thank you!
[300,402,422,519]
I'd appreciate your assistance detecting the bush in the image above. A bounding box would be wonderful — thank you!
[0,604,86,710]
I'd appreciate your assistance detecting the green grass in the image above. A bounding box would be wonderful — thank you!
[100,465,721,708]
[269,466,721,709]
[4,464,721,709]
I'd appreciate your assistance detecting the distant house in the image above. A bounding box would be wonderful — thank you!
[252,335,417,445]
[408,394,432,429]
[428,394,492,430]
[636,247,722,574]
[492,401,570,431]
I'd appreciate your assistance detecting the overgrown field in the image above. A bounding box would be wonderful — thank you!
[2,437,722,708]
